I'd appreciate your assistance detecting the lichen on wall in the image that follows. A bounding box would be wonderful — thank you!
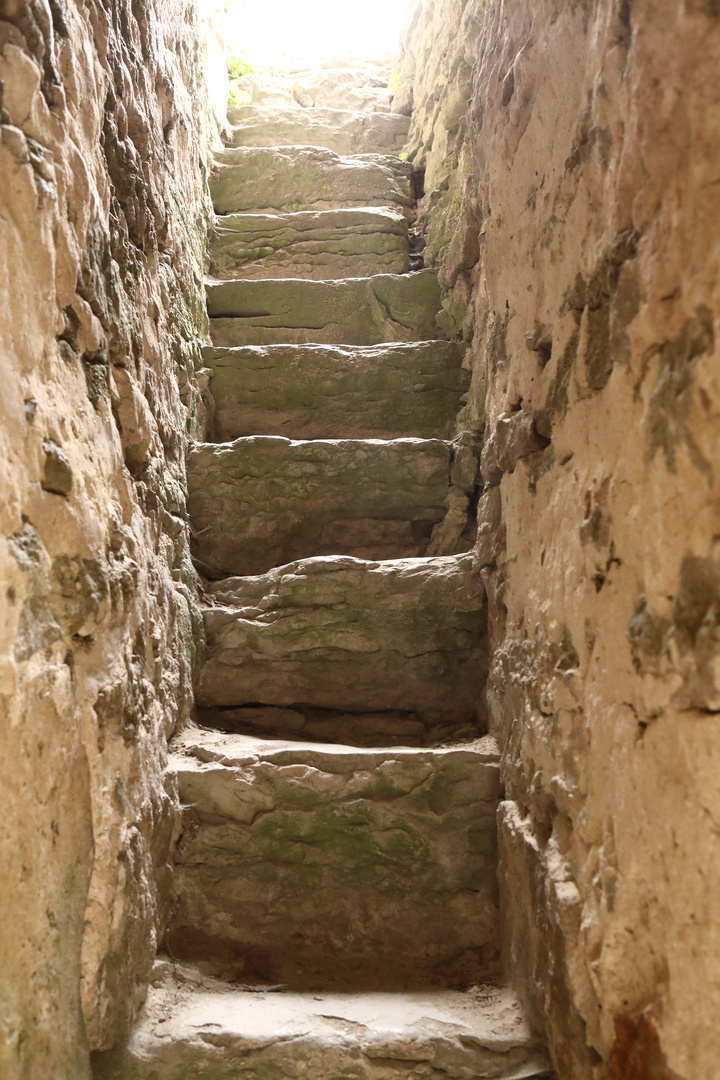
[397,1,720,1077]
[0,0,220,1074]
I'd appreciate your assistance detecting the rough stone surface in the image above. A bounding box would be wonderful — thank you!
[398,0,720,1076]
[163,730,501,988]
[196,554,487,728]
[92,962,551,1080]
[208,206,409,280]
[207,269,443,346]
[196,704,478,748]
[0,0,218,1073]
[204,341,469,441]
[210,145,414,217]
[188,436,478,576]
[291,66,394,114]
[226,104,410,155]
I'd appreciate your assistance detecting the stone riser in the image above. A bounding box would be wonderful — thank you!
[208,207,409,281]
[203,341,469,442]
[225,104,410,156]
[206,269,443,347]
[196,554,487,724]
[164,731,501,990]
[210,145,414,217]
[196,705,481,747]
[188,436,479,577]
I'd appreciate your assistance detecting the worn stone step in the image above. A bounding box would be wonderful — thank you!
[208,206,409,281]
[188,435,480,576]
[92,961,552,1080]
[162,729,501,989]
[203,341,469,442]
[196,704,480,747]
[195,554,487,730]
[291,66,394,113]
[225,104,410,155]
[210,145,414,217]
[207,269,443,347]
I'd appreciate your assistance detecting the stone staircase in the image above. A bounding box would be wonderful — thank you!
[93,62,551,1080]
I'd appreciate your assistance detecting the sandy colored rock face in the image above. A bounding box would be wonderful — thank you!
[0,0,215,1072]
[196,554,487,727]
[188,436,477,576]
[204,341,469,441]
[163,731,501,989]
[398,0,720,1076]
[210,145,414,217]
[226,104,410,155]
[207,270,444,347]
[92,963,550,1080]
[208,206,409,280]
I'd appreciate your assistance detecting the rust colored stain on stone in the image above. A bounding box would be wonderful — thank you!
[608,1011,682,1080]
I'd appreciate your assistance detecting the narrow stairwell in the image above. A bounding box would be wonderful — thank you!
[94,60,551,1080]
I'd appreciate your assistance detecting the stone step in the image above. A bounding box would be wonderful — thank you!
[195,554,487,730]
[225,104,410,155]
[162,729,501,989]
[206,269,443,347]
[291,66,394,113]
[92,961,552,1080]
[196,704,480,747]
[210,145,414,217]
[208,206,409,281]
[202,341,469,442]
[188,435,480,576]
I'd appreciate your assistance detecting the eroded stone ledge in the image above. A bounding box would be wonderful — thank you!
[210,145,414,216]
[196,553,487,725]
[163,730,501,989]
[206,269,444,346]
[225,104,410,155]
[208,206,409,280]
[92,961,551,1080]
[188,436,478,575]
[203,341,469,441]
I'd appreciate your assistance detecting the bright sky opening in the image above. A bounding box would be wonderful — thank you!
[221,0,413,66]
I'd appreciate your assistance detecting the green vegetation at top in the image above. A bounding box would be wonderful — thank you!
[227,50,254,79]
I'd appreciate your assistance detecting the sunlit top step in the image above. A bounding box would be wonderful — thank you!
[210,145,414,217]
[225,103,410,155]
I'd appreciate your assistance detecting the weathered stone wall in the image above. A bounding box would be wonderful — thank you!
[397,2,720,1078]
[0,0,222,1075]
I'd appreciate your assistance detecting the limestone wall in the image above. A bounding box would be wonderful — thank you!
[0,0,220,1075]
[397,2,720,1078]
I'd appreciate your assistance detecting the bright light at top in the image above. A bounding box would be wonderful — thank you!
[221,0,413,66]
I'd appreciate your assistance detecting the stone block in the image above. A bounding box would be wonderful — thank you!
[225,104,410,155]
[203,341,469,441]
[196,553,487,726]
[163,730,501,989]
[207,270,443,347]
[208,206,409,280]
[187,436,459,575]
[210,145,414,216]
[92,963,551,1080]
